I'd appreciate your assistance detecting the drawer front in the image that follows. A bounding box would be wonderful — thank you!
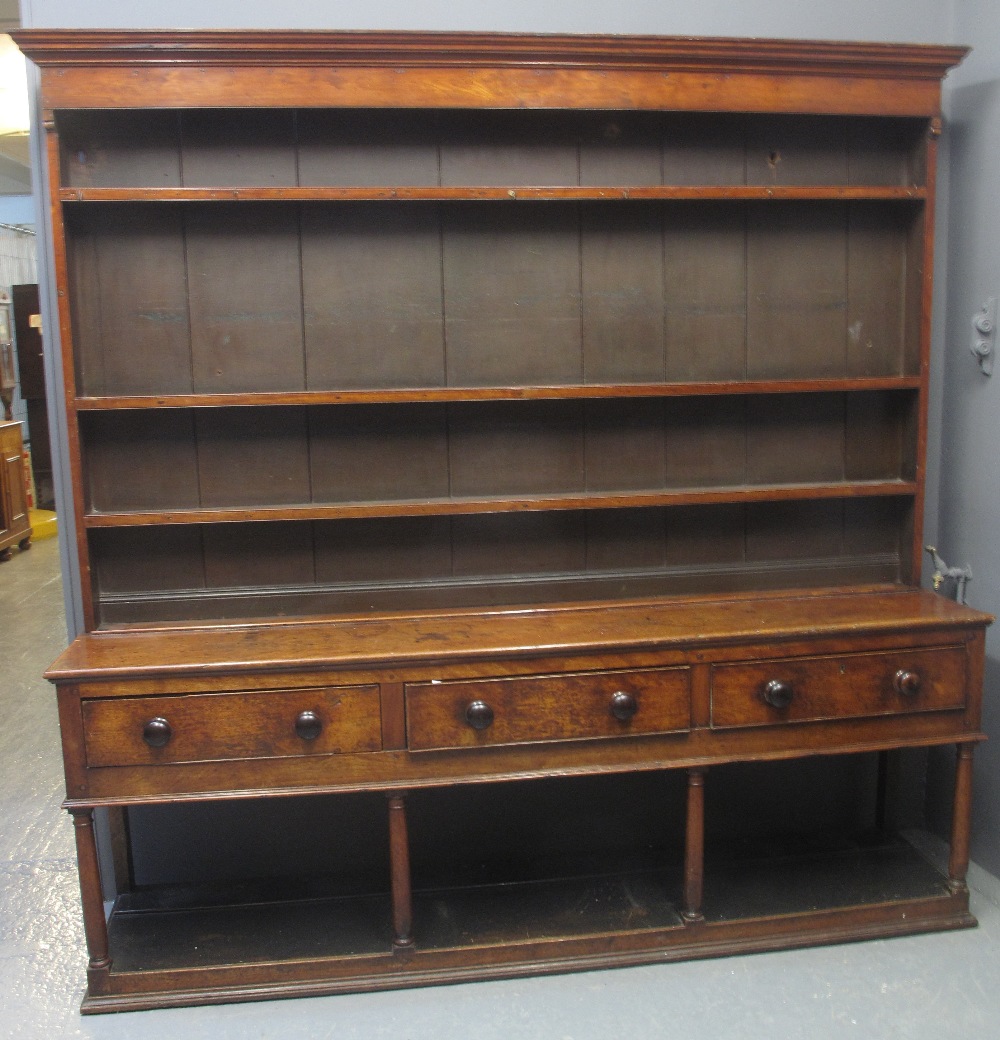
[711,646,967,729]
[82,685,382,767]
[406,668,690,752]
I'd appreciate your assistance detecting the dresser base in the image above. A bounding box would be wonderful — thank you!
[80,831,973,1014]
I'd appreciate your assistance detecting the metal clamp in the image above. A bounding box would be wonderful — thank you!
[971,297,996,376]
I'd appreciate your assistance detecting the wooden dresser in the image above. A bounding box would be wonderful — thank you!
[15,29,992,1013]
[0,419,31,560]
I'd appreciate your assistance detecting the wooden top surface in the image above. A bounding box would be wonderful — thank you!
[13,31,968,116]
[46,586,991,683]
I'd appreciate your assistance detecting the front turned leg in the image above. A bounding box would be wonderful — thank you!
[682,768,706,923]
[68,808,112,993]
[948,744,975,895]
[387,793,415,950]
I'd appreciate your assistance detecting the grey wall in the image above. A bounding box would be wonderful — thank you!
[934,0,1000,876]
[19,0,956,40]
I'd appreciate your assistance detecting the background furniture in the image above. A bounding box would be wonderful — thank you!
[0,419,31,560]
[15,29,991,1013]
[0,294,15,422]
[12,284,53,511]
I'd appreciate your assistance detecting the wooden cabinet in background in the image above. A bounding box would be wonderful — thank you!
[0,420,31,560]
[14,29,992,1013]
[12,284,53,510]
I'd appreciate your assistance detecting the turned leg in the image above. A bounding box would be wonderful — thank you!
[68,808,112,992]
[948,744,975,895]
[387,793,415,950]
[682,768,706,923]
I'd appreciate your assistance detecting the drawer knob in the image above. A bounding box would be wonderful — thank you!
[894,669,922,697]
[295,710,323,741]
[610,691,638,721]
[762,679,794,709]
[465,700,495,731]
[142,716,172,748]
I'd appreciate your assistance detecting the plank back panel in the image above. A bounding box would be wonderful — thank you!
[443,205,583,387]
[844,391,911,481]
[746,203,848,379]
[186,204,305,393]
[314,516,454,586]
[439,111,579,186]
[661,114,745,186]
[202,521,315,591]
[848,118,927,186]
[66,206,192,396]
[585,507,668,571]
[60,110,182,188]
[448,400,585,498]
[663,397,746,489]
[195,407,311,508]
[90,526,205,601]
[745,393,845,485]
[582,203,666,383]
[83,411,199,512]
[584,399,667,492]
[180,110,298,187]
[847,203,911,376]
[308,403,450,505]
[579,112,664,185]
[301,203,445,390]
[662,204,746,382]
[745,116,849,186]
[297,110,439,186]
[451,512,588,579]
[665,503,746,569]
[745,500,844,561]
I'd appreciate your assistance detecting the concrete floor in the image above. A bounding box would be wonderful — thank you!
[3,536,1000,1039]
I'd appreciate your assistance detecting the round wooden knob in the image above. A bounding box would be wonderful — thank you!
[142,716,172,748]
[610,691,638,721]
[894,669,922,697]
[762,679,794,709]
[295,710,323,741]
[465,700,494,731]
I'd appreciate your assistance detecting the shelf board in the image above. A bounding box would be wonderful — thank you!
[58,185,927,203]
[72,377,923,411]
[83,480,918,528]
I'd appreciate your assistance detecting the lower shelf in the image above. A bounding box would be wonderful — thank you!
[85,832,973,1013]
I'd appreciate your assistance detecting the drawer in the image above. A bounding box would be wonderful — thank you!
[81,685,382,767]
[406,667,690,752]
[710,645,967,729]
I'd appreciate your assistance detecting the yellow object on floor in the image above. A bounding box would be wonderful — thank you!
[29,509,57,540]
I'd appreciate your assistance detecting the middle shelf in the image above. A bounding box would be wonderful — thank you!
[83,481,918,528]
[79,392,917,521]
